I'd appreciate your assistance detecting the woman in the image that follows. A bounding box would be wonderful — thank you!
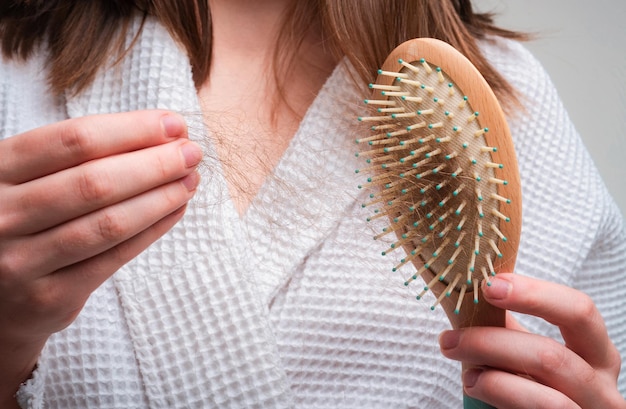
[1,1,624,407]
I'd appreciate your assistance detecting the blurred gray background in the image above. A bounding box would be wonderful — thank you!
[474,0,626,219]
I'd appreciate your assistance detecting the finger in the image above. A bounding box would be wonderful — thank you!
[2,139,202,235]
[462,368,580,409]
[5,171,200,278]
[505,311,528,332]
[11,205,189,338]
[482,273,617,370]
[440,328,614,409]
[0,110,187,184]
[57,204,188,295]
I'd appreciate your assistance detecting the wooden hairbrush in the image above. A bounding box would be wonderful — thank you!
[356,38,522,408]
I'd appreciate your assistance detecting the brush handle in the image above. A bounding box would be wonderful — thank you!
[464,394,496,409]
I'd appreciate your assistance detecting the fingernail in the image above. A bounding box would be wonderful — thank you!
[463,368,482,388]
[439,330,460,351]
[181,171,200,191]
[161,113,187,138]
[483,276,511,300]
[181,142,203,168]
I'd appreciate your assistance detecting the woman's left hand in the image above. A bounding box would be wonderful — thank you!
[439,273,626,409]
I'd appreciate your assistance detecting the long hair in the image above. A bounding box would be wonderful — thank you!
[0,0,526,105]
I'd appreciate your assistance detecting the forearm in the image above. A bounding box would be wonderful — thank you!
[0,337,46,409]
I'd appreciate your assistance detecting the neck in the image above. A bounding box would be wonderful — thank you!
[199,0,337,216]
[202,0,337,123]
[208,0,291,61]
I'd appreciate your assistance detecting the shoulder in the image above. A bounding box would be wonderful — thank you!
[478,36,545,84]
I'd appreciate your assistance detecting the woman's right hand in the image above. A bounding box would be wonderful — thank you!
[0,110,202,405]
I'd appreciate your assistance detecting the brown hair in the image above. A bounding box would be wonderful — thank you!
[0,0,526,105]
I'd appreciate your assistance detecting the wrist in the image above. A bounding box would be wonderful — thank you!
[0,336,47,407]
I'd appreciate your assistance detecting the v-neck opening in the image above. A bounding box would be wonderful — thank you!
[225,62,364,307]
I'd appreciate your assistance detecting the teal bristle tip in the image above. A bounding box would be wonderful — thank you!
[355,53,520,314]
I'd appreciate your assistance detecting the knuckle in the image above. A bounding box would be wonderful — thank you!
[574,293,597,319]
[58,120,95,157]
[545,397,575,409]
[611,346,622,370]
[76,169,114,204]
[96,209,128,242]
[154,148,174,180]
[536,339,568,375]
[0,245,27,283]
[25,280,85,326]
[0,213,15,236]
[161,183,183,207]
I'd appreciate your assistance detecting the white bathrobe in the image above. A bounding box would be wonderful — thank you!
[1,18,625,409]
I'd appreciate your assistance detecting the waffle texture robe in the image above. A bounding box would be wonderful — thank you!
[1,18,625,409]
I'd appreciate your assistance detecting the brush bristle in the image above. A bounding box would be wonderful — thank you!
[357,58,512,312]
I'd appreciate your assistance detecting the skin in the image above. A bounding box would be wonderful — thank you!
[0,111,202,408]
[0,1,624,407]
[199,0,336,215]
[439,273,625,408]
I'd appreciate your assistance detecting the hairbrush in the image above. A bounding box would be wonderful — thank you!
[356,38,522,408]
